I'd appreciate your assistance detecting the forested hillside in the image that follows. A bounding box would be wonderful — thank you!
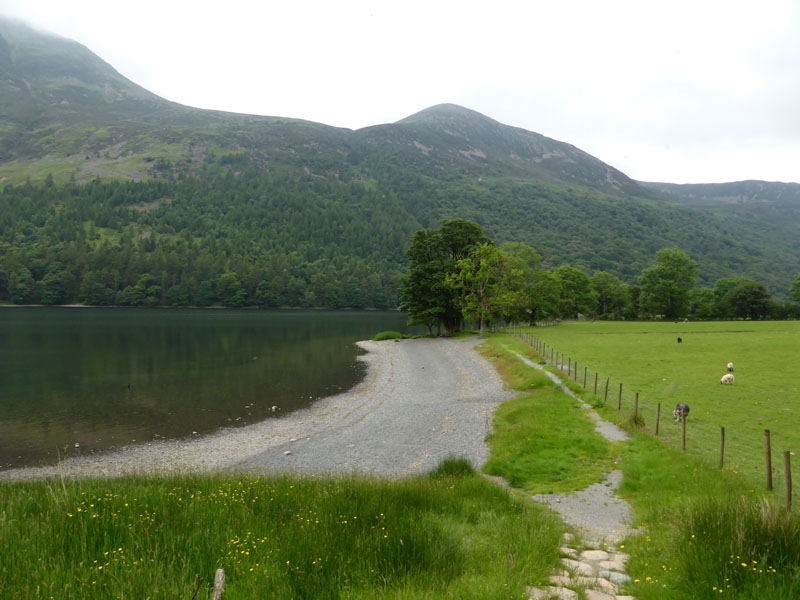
[1,17,800,307]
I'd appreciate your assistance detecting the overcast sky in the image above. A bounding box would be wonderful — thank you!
[2,0,799,184]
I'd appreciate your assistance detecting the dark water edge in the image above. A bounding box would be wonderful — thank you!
[0,307,416,470]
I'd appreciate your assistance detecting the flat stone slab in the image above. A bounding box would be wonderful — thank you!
[528,586,579,600]
[599,559,627,571]
[580,549,610,561]
[560,558,596,576]
[600,570,632,584]
[584,590,616,600]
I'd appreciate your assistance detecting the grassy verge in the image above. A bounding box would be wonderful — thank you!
[0,459,563,599]
[477,336,616,493]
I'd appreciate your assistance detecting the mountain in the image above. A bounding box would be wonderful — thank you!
[1,17,799,304]
[0,18,655,197]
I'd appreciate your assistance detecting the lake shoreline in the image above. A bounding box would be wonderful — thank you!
[1,337,511,482]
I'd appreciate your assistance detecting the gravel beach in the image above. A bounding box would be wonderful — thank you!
[0,336,512,481]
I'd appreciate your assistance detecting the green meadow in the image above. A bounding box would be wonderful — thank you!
[518,321,800,494]
[3,327,800,599]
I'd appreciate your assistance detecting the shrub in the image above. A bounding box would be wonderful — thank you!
[372,330,405,341]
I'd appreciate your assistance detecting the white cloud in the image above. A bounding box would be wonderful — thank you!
[1,0,799,183]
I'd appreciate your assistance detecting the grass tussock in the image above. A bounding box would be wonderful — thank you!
[0,460,563,599]
[672,496,800,598]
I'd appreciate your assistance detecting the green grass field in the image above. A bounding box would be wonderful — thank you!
[516,321,800,496]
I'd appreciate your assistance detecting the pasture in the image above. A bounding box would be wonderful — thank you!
[518,321,800,497]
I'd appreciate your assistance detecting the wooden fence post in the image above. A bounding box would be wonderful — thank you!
[682,414,687,451]
[604,377,609,404]
[785,451,793,512]
[618,383,623,410]
[593,372,598,394]
[719,427,725,470]
[211,568,226,600]
[634,392,639,420]
[765,429,773,491]
[583,366,587,388]
[568,357,571,376]
[655,402,661,435]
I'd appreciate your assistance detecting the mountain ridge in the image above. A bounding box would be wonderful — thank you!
[1,16,799,302]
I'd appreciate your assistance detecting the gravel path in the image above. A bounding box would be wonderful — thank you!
[0,337,512,481]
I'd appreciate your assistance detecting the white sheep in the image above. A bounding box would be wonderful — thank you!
[727,362,734,372]
[720,373,735,384]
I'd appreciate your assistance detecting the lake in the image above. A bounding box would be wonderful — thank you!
[0,308,416,470]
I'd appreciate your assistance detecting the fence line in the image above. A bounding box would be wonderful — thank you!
[506,325,796,509]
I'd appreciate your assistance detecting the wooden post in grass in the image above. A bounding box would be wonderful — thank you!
[618,383,623,410]
[583,366,587,388]
[682,414,687,451]
[594,372,598,394]
[785,451,793,511]
[574,361,578,381]
[634,392,639,420]
[568,357,571,376]
[720,427,725,470]
[656,402,661,435]
[211,568,226,600]
[765,430,773,491]
[604,377,609,404]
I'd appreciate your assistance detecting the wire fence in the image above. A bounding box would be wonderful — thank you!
[507,326,795,510]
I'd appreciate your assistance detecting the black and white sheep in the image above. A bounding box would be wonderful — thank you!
[673,402,690,421]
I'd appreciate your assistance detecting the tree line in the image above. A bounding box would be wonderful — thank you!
[399,220,800,335]
[0,174,412,308]
[2,174,800,317]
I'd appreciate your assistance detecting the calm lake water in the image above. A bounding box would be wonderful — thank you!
[0,308,416,470]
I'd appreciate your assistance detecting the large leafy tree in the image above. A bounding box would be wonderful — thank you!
[498,242,561,324]
[590,271,630,319]
[639,248,698,319]
[447,242,521,336]
[399,219,488,335]
[789,273,800,304]
[717,277,771,319]
[553,265,596,318]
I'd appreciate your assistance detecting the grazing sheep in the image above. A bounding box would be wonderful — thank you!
[727,362,734,372]
[673,402,690,421]
[720,373,735,384]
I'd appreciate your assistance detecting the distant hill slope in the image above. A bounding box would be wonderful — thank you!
[641,180,800,226]
[1,16,799,301]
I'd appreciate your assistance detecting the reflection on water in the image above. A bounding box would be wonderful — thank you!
[0,308,414,469]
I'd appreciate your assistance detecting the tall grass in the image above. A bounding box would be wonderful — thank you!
[0,459,563,599]
[618,431,800,600]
